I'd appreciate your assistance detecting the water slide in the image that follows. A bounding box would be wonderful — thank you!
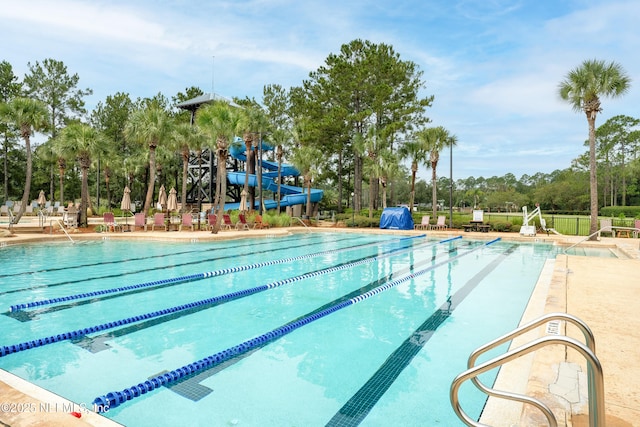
[225,140,323,210]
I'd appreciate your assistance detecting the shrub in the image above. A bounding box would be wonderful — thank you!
[600,206,640,218]
[491,221,513,232]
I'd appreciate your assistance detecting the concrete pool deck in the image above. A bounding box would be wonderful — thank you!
[1,219,639,426]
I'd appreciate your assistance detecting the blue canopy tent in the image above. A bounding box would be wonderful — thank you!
[379,207,414,230]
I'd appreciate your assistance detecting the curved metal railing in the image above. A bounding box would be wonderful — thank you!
[450,312,604,426]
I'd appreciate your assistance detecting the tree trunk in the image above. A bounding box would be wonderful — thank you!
[587,112,599,240]
[14,131,32,224]
[368,174,374,219]
[143,146,157,215]
[409,162,417,212]
[336,150,343,213]
[213,150,227,234]
[354,154,363,211]
[181,151,189,214]
[431,162,438,221]
[80,167,89,227]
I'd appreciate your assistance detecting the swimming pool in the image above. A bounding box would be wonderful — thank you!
[0,232,555,426]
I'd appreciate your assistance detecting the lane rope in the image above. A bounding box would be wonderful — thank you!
[91,237,497,412]
[1,235,441,357]
[9,234,426,312]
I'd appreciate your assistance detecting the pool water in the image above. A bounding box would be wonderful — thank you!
[0,233,555,426]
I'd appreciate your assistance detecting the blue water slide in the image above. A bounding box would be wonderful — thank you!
[226,140,323,210]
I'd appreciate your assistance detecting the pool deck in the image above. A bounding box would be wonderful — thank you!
[1,219,639,426]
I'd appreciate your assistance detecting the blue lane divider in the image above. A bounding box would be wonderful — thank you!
[9,234,427,312]
[0,235,440,358]
[91,236,497,412]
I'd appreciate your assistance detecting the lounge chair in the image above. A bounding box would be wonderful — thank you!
[222,214,234,230]
[236,213,250,230]
[206,214,217,231]
[415,215,430,230]
[179,213,195,231]
[0,205,8,216]
[103,212,121,232]
[598,218,614,238]
[253,214,270,229]
[634,219,640,238]
[430,215,446,230]
[151,212,167,231]
[133,213,147,231]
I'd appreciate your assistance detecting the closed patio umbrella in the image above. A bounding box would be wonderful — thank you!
[157,185,167,211]
[120,186,132,231]
[37,190,46,207]
[37,190,47,228]
[239,189,248,213]
[167,187,178,212]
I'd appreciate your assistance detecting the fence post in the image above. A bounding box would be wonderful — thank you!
[576,217,580,236]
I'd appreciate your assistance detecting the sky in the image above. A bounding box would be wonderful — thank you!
[1,0,639,182]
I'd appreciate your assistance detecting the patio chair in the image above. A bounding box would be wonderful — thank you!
[0,205,7,216]
[103,212,121,232]
[236,213,250,230]
[206,214,217,231]
[598,218,614,238]
[253,214,270,229]
[151,212,167,231]
[222,214,234,230]
[415,215,430,230]
[430,215,447,230]
[133,212,147,231]
[179,213,195,231]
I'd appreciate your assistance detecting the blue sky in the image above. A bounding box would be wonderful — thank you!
[1,0,638,181]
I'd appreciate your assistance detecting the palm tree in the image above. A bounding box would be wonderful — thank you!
[241,106,268,212]
[0,97,49,224]
[559,59,630,238]
[172,122,207,213]
[399,139,428,212]
[378,149,399,210]
[55,122,108,227]
[290,145,323,218]
[124,104,173,215]
[416,126,458,221]
[196,101,244,233]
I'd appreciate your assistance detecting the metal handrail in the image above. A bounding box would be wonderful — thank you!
[291,216,311,231]
[467,313,596,425]
[50,218,75,243]
[450,313,604,427]
[564,226,640,253]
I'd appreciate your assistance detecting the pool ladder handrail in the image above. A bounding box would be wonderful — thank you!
[49,218,75,243]
[292,216,311,231]
[450,312,605,427]
[564,226,640,254]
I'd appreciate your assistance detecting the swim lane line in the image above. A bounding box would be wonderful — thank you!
[90,237,497,412]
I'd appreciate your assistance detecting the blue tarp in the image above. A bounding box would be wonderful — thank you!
[379,207,414,230]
